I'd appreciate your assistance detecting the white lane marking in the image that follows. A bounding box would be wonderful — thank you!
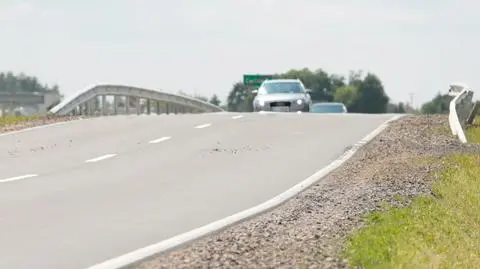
[0,174,38,183]
[231,115,244,119]
[84,114,406,269]
[149,136,172,144]
[85,154,117,163]
[194,123,211,129]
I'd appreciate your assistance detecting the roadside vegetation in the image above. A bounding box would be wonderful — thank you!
[343,152,480,269]
[343,121,480,269]
[0,115,41,127]
[466,117,480,144]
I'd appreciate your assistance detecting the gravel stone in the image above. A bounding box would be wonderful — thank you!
[133,115,480,269]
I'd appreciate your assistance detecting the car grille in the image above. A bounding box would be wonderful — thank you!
[270,101,291,107]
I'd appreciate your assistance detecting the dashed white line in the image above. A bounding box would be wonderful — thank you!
[0,174,38,183]
[232,115,244,119]
[85,154,117,163]
[149,136,172,144]
[194,123,211,129]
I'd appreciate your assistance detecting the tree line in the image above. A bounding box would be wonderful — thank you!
[0,71,473,115]
[0,72,60,94]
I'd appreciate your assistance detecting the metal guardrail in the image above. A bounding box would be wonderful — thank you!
[466,101,480,125]
[448,83,475,143]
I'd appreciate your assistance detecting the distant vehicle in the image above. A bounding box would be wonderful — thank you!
[252,79,312,112]
[310,102,348,113]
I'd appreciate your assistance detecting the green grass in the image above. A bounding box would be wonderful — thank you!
[466,117,480,144]
[343,154,480,269]
[0,115,42,127]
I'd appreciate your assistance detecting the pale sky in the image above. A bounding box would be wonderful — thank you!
[1,0,479,107]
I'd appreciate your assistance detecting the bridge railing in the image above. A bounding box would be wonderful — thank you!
[49,84,223,116]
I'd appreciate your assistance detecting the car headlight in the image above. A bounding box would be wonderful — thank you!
[296,99,303,105]
[258,100,265,106]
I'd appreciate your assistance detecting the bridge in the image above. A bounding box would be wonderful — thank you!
[49,84,224,116]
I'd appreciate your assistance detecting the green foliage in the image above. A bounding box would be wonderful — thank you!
[0,115,41,126]
[227,82,253,112]
[279,68,335,102]
[420,93,453,114]
[355,73,390,113]
[0,72,60,93]
[209,94,221,106]
[466,117,480,143]
[386,102,408,114]
[334,85,359,112]
[343,154,480,269]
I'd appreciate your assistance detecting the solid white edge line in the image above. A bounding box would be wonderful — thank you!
[194,123,211,129]
[231,115,244,119]
[148,136,172,144]
[85,154,117,163]
[0,174,38,183]
[85,115,405,269]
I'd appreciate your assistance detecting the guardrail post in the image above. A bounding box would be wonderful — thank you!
[125,96,130,115]
[85,102,91,116]
[156,101,160,115]
[466,101,480,125]
[136,97,141,115]
[113,96,119,115]
[102,95,107,116]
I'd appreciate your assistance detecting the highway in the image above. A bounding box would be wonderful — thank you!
[0,112,396,269]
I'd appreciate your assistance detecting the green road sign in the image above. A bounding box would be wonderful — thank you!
[243,74,274,89]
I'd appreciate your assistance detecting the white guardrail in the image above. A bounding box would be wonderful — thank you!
[448,83,475,143]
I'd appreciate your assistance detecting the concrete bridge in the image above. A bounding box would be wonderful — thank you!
[49,84,224,116]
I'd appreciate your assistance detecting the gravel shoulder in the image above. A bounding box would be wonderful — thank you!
[133,115,480,269]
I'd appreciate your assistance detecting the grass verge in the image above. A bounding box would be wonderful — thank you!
[343,153,480,269]
[0,115,42,127]
[466,117,480,143]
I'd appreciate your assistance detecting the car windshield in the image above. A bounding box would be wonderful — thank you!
[311,103,346,113]
[258,82,304,94]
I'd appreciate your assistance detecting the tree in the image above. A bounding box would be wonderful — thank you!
[279,68,335,102]
[209,94,221,106]
[354,73,389,113]
[420,93,452,114]
[227,82,252,112]
[396,102,406,113]
[387,102,407,113]
[0,72,60,93]
[333,85,359,112]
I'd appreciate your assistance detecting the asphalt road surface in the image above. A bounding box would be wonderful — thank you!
[0,112,396,269]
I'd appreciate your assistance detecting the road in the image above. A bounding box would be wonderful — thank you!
[0,112,396,269]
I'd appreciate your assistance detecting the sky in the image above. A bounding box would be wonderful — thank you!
[1,0,479,107]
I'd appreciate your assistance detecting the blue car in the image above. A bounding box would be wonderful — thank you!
[310,102,348,113]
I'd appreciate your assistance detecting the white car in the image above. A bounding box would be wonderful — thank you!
[252,79,312,112]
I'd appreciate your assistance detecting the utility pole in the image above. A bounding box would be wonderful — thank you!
[408,92,415,109]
